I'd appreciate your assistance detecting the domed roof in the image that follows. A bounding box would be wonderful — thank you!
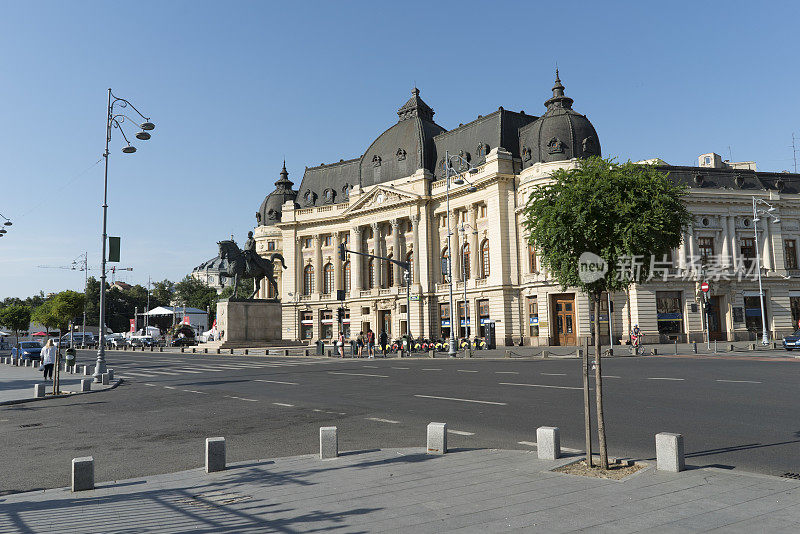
[519,71,601,168]
[359,88,445,188]
[193,254,229,272]
[256,161,297,226]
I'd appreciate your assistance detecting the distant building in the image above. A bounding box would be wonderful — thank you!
[191,255,230,294]
[110,281,132,291]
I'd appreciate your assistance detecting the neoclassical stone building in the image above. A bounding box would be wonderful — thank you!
[252,74,800,346]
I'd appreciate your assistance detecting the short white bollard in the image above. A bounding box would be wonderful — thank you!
[34,384,46,398]
[656,432,685,472]
[101,373,109,385]
[72,456,94,491]
[537,426,561,460]
[80,379,92,392]
[427,422,447,455]
[319,426,338,459]
[83,365,91,376]
[107,369,114,381]
[205,437,226,473]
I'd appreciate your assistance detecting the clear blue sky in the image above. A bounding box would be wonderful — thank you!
[1,0,798,298]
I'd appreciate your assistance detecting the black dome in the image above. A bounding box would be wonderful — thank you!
[257,162,297,226]
[519,72,601,167]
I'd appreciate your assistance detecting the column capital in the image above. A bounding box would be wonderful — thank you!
[390,218,400,229]
[410,214,420,223]
[352,225,363,236]
[370,221,380,231]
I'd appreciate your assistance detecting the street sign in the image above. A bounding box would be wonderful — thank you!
[700,281,710,293]
[410,295,420,301]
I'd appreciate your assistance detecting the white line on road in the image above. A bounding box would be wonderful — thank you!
[518,441,537,447]
[273,402,294,407]
[647,377,685,381]
[366,417,400,424]
[391,367,409,370]
[716,379,762,384]
[255,379,299,385]
[163,386,176,390]
[143,383,156,387]
[499,382,582,390]
[328,371,389,378]
[421,368,442,371]
[495,371,519,374]
[224,395,258,402]
[414,394,507,405]
[541,373,566,376]
[447,429,475,436]
[457,370,479,373]
[362,365,379,368]
[181,389,207,394]
[603,375,622,379]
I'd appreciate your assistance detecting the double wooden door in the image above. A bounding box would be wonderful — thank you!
[552,295,576,346]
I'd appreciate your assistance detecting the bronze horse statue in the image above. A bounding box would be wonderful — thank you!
[217,240,286,300]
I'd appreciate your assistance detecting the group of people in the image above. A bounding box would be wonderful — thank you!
[337,329,391,358]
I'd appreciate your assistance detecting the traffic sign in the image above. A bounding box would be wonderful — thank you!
[700,281,710,293]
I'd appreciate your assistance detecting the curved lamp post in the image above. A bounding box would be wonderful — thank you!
[751,196,780,346]
[0,213,12,238]
[95,89,155,380]
[443,151,478,357]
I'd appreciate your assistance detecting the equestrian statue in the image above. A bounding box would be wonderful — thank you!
[217,231,286,300]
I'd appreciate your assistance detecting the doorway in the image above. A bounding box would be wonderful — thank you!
[707,296,726,341]
[551,294,576,346]
[378,310,392,338]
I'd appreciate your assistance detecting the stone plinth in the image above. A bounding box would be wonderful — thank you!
[216,299,282,348]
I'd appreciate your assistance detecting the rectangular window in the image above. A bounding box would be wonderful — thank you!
[528,296,539,337]
[324,235,332,247]
[343,233,350,244]
[320,310,333,339]
[303,237,312,249]
[698,237,714,263]
[528,244,537,273]
[439,302,450,339]
[479,204,487,218]
[478,299,490,337]
[741,238,755,270]
[300,311,314,340]
[267,241,276,251]
[785,240,798,270]
[656,291,683,336]
[457,301,471,338]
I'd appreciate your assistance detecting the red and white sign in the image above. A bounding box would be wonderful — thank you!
[700,281,710,293]
[182,316,190,325]
[129,319,135,333]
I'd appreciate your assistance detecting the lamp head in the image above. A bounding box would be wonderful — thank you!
[467,186,478,193]
[122,145,137,154]
[452,177,465,186]
[140,122,155,131]
[2,221,10,226]
[135,131,151,140]
[468,167,479,175]
[753,217,760,223]
[768,206,776,212]
[773,218,781,224]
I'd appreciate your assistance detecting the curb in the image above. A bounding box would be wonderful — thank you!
[0,378,124,407]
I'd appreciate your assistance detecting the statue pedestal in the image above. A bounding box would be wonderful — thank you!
[216,299,282,348]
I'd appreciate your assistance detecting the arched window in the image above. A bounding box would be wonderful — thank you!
[480,240,490,279]
[406,252,413,284]
[386,254,394,287]
[368,258,376,289]
[344,261,351,292]
[441,247,449,283]
[323,263,334,295]
[303,265,314,295]
[462,243,471,279]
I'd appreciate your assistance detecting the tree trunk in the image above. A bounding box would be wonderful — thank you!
[582,323,593,467]
[594,291,609,469]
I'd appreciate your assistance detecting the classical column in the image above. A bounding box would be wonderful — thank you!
[350,226,363,297]
[450,212,461,282]
[687,225,697,274]
[296,238,304,296]
[391,219,402,286]
[313,235,323,295]
[333,231,342,293]
[410,214,420,286]
[371,222,381,288]
[728,216,738,271]
[469,204,479,279]
[720,215,731,268]
[677,234,687,270]
[761,218,772,270]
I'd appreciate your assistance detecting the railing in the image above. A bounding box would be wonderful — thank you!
[379,288,394,296]
[474,278,487,287]
[299,295,312,301]
[360,289,373,297]
[435,283,449,292]
[296,208,313,215]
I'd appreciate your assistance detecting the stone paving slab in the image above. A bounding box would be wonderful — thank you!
[0,364,115,405]
[2,448,800,533]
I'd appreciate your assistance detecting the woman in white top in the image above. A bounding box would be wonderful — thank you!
[40,339,57,381]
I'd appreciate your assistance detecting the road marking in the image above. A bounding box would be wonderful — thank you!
[414,394,507,406]
[495,371,519,374]
[457,369,478,373]
[391,367,409,370]
[273,402,294,407]
[499,382,582,390]
[447,429,475,436]
[224,395,258,402]
[421,368,442,371]
[518,441,537,447]
[163,386,176,390]
[716,379,762,384]
[122,372,157,377]
[181,389,207,394]
[647,377,685,381]
[141,370,180,376]
[362,365,379,368]
[255,379,299,385]
[312,409,323,412]
[366,417,400,424]
[173,369,203,374]
[143,383,157,387]
[603,375,622,379]
[328,371,389,378]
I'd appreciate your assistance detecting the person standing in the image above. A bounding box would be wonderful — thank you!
[41,339,57,381]
[338,331,345,358]
[379,330,388,357]
[356,331,364,358]
[366,329,375,359]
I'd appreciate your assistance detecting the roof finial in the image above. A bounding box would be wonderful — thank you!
[412,86,420,97]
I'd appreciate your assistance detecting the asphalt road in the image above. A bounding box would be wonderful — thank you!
[2,348,799,495]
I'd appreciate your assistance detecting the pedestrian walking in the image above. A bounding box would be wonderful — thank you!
[356,331,364,358]
[366,329,375,358]
[41,339,57,381]
[338,332,345,358]
[379,330,388,357]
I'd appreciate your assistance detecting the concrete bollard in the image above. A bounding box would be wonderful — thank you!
[325,349,331,357]
[692,342,697,354]
[429,349,435,358]
[101,373,109,385]
[265,349,270,356]
[542,350,549,358]
[205,437,226,473]
[282,349,289,356]
[180,347,185,353]
[304,349,311,356]
[319,426,338,459]
[34,384,46,398]
[536,426,561,460]
[81,379,92,392]
[192,348,196,353]
[576,348,583,358]
[83,365,91,376]
[230,348,234,355]
[655,432,685,472]
[107,369,114,381]
[427,422,447,455]
[748,343,756,351]
[71,457,94,491]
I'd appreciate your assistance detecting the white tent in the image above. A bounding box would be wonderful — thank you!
[143,306,209,331]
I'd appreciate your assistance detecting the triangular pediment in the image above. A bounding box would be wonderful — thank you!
[344,185,420,214]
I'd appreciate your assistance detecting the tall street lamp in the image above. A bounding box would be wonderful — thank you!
[459,222,478,357]
[443,150,478,357]
[751,196,780,346]
[95,89,155,380]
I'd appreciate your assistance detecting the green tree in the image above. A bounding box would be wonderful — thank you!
[174,275,218,314]
[52,290,87,333]
[0,304,31,350]
[150,279,175,308]
[523,156,690,469]
[84,276,101,327]
[31,300,62,338]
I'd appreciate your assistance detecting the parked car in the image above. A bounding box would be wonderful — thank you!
[171,337,197,347]
[12,341,43,360]
[59,333,96,348]
[130,336,157,347]
[782,330,800,351]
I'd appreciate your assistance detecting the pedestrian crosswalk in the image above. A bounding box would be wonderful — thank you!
[113,358,338,380]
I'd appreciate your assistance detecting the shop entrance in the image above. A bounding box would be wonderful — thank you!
[551,294,576,346]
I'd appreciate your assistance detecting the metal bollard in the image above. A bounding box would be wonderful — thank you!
[674,340,678,355]
[692,342,697,354]
[244,349,248,355]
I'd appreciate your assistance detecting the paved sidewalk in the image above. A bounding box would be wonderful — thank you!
[2,447,800,533]
[0,363,115,404]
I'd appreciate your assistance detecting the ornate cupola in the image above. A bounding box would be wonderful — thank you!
[256,161,297,226]
[396,87,435,122]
